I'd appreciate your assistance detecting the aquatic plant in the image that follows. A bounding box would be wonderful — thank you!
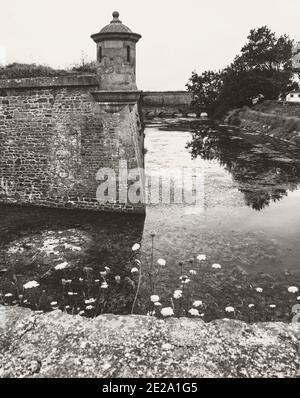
[131,243,142,314]
[0,230,300,323]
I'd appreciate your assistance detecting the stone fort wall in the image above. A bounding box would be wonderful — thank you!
[0,75,145,212]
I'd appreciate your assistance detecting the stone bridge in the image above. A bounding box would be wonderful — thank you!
[141,91,196,117]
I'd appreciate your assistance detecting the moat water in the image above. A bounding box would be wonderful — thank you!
[1,118,300,321]
[143,119,300,274]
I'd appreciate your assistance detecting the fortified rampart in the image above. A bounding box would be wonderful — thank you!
[0,11,198,214]
[0,75,144,212]
[0,12,145,213]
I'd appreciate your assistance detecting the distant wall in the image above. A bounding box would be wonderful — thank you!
[0,75,144,212]
[141,91,194,117]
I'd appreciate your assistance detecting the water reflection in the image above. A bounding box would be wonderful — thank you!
[142,119,300,274]
[186,123,300,210]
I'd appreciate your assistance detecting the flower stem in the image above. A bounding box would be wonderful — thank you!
[150,235,154,294]
[131,261,142,314]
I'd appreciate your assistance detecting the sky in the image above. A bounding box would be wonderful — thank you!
[0,0,300,90]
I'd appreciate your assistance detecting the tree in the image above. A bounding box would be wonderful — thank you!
[186,70,223,115]
[219,27,295,110]
[186,26,296,118]
[238,26,292,72]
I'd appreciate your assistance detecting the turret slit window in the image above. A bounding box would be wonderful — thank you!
[127,45,130,62]
[98,46,102,62]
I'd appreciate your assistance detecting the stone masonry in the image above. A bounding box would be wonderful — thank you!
[0,76,144,212]
[0,13,145,213]
[0,306,299,378]
[142,91,194,117]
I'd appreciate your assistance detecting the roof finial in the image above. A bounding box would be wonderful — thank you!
[111,11,121,23]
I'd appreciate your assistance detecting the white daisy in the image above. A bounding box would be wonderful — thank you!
[161,307,174,317]
[173,290,182,299]
[132,243,141,251]
[23,281,40,289]
[225,306,235,313]
[150,295,160,303]
[288,286,298,294]
[54,261,69,271]
[85,298,96,304]
[188,308,200,316]
[197,254,206,261]
[193,300,203,307]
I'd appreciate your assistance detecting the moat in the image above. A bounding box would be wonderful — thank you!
[1,118,300,322]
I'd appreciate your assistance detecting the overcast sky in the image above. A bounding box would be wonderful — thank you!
[0,0,299,90]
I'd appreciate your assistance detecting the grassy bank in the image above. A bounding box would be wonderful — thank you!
[0,62,97,79]
[225,101,300,143]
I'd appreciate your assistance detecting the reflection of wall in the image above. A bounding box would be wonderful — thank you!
[0,75,144,213]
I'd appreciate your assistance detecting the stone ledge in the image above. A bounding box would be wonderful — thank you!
[91,90,142,103]
[0,306,299,378]
[0,75,98,89]
[142,91,192,95]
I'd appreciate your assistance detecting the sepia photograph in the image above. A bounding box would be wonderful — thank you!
[0,0,299,387]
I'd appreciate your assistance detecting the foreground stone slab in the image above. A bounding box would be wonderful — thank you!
[0,306,299,378]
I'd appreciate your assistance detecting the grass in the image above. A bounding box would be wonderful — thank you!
[0,259,138,317]
[0,62,97,80]
[284,116,300,133]
[226,106,300,141]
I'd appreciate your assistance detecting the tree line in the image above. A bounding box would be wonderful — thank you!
[186,26,299,118]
